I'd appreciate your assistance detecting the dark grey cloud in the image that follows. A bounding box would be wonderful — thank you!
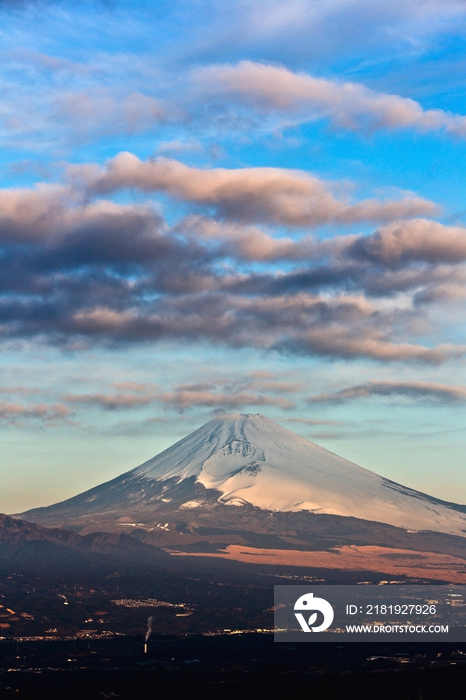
[11,290,455,363]
[0,177,464,363]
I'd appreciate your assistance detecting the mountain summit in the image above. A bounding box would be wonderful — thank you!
[20,414,466,537]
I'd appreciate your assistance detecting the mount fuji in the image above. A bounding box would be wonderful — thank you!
[20,414,466,539]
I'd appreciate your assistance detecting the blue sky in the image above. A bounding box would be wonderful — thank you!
[1,0,466,512]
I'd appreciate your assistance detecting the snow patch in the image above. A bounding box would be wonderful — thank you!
[179,500,204,510]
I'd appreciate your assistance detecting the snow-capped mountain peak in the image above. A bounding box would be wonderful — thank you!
[19,414,466,537]
[125,413,465,535]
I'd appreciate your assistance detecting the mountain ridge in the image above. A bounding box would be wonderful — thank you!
[18,413,466,537]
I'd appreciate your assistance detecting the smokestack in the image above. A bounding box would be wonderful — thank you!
[144,642,148,654]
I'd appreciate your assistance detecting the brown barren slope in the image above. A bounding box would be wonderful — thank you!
[167,544,466,583]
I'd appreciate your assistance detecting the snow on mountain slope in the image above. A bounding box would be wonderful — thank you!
[126,414,466,536]
[19,414,466,537]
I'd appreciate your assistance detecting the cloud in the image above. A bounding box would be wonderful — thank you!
[282,417,344,426]
[219,373,303,395]
[54,91,168,139]
[0,176,462,365]
[0,186,214,285]
[58,371,304,422]
[65,378,296,413]
[193,60,466,137]
[186,0,466,66]
[156,139,202,156]
[414,279,466,305]
[178,215,320,261]
[347,219,466,265]
[179,215,466,277]
[70,152,437,228]
[8,49,91,76]
[65,391,155,411]
[0,184,76,243]
[309,380,466,403]
[2,2,466,153]
[0,385,43,396]
[156,385,296,411]
[112,381,153,393]
[0,81,170,152]
[52,293,464,364]
[0,400,73,425]
[0,183,173,258]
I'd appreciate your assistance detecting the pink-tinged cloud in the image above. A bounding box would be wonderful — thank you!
[70,152,436,227]
[156,387,296,411]
[309,380,466,403]
[65,293,466,364]
[0,401,73,424]
[0,183,168,247]
[65,372,304,416]
[65,383,296,412]
[65,392,155,411]
[414,280,466,304]
[290,332,465,363]
[193,61,466,137]
[0,184,75,243]
[178,215,324,262]
[348,219,466,265]
[112,381,154,393]
[0,177,461,365]
[54,90,168,138]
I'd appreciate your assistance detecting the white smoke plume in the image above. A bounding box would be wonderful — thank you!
[145,615,155,643]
